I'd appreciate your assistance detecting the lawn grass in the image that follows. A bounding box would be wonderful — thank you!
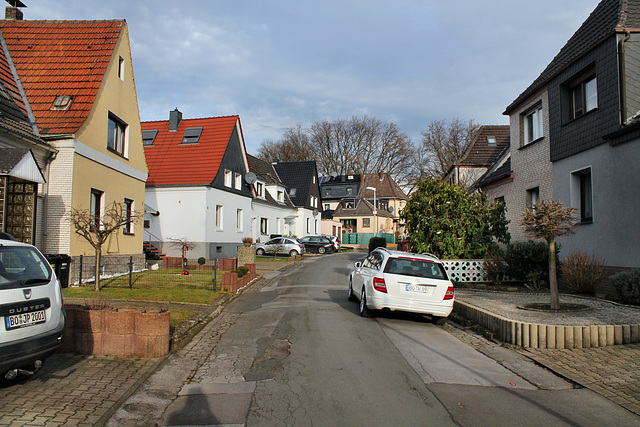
[96,268,226,290]
[62,286,222,305]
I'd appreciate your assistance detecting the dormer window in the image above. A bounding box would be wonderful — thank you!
[51,95,73,111]
[142,129,158,146]
[256,182,264,197]
[181,127,203,144]
[277,190,284,202]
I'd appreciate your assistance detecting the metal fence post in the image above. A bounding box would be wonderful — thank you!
[78,255,83,286]
[129,256,133,289]
[213,258,218,292]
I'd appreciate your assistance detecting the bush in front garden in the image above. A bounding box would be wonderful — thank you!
[368,237,387,253]
[560,252,605,295]
[610,269,640,305]
[235,266,249,278]
[503,241,555,284]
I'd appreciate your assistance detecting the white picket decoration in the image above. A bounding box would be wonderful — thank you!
[441,259,486,282]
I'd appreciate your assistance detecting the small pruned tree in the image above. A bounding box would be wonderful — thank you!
[400,178,510,259]
[167,238,198,271]
[521,200,578,309]
[70,202,142,291]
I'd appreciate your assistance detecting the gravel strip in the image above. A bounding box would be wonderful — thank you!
[456,290,640,326]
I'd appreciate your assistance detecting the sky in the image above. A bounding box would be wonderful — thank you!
[24,0,602,153]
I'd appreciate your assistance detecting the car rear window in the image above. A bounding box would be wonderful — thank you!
[384,257,448,280]
[0,246,52,289]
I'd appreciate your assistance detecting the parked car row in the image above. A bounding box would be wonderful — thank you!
[254,235,341,256]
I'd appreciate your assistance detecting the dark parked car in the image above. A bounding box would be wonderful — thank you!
[300,236,335,254]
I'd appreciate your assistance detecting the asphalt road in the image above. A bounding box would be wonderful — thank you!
[111,251,640,426]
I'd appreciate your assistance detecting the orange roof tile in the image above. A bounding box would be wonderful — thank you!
[142,115,240,187]
[0,20,124,135]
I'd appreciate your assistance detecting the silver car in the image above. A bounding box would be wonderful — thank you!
[0,234,65,380]
[255,237,305,257]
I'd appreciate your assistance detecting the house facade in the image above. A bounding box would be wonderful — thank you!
[0,17,148,270]
[271,161,322,237]
[142,110,253,259]
[484,0,640,268]
[247,154,298,242]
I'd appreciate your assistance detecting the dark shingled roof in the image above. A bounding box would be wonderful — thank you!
[456,125,510,167]
[358,173,408,200]
[247,154,296,208]
[272,161,319,208]
[332,198,394,218]
[505,0,639,114]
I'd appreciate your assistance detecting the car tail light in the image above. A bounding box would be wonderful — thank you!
[373,277,387,293]
[444,286,454,300]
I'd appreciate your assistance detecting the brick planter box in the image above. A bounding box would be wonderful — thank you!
[220,263,256,293]
[61,306,170,357]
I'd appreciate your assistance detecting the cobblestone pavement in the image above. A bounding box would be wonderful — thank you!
[523,344,640,416]
[0,353,159,426]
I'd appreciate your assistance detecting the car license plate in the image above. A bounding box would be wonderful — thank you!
[5,310,46,330]
[406,284,434,294]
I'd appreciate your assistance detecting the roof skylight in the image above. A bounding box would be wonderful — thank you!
[51,95,73,111]
[181,126,203,144]
[142,129,158,146]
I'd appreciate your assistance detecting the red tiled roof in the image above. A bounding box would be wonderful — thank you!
[0,20,124,135]
[142,116,240,186]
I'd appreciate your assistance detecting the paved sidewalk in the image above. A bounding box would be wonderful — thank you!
[0,353,159,426]
[523,344,640,415]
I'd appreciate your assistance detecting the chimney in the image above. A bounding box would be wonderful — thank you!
[5,1,26,20]
[5,7,24,20]
[169,108,182,131]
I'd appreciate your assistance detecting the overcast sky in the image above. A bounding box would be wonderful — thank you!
[25,0,601,153]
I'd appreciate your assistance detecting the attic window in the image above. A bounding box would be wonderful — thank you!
[118,56,125,80]
[142,129,158,146]
[181,127,203,144]
[487,136,497,145]
[51,95,73,111]
[289,188,297,197]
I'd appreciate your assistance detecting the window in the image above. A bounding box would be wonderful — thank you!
[124,198,134,234]
[142,129,158,146]
[144,220,150,229]
[306,218,310,233]
[260,218,268,235]
[224,170,232,187]
[580,172,593,223]
[181,127,203,144]
[570,76,597,120]
[256,182,264,197]
[236,209,243,230]
[277,190,284,202]
[234,173,242,190]
[90,189,103,230]
[487,136,497,145]
[118,56,125,80]
[51,95,73,111]
[346,187,353,195]
[289,188,297,197]
[345,200,355,209]
[107,113,128,156]
[363,218,371,228]
[315,220,318,234]
[526,187,540,209]
[523,106,543,145]
[325,188,332,196]
[216,205,223,229]
[324,204,330,210]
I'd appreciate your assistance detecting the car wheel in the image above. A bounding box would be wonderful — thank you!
[318,246,326,254]
[348,279,357,302]
[256,248,265,256]
[359,287,373,317]
[289,249,299,257]
[432,316,447,325]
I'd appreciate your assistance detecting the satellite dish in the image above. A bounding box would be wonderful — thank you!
[388,206,394,213]
[313,209,319,216]
[244,172,257,185]
[330,171,338,178]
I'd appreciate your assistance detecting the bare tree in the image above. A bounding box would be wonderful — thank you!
[420,118,480,178]
[70,202,142,291]
[167,238,198,272]
[521,200,578,310]
[257,125,315,163]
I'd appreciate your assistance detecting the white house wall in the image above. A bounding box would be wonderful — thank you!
[251,201,297,242]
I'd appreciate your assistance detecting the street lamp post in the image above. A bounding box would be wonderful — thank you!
[366,186,377,237]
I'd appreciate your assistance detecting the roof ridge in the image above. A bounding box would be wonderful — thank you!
[0,19,125,23]
[142,114,240,125]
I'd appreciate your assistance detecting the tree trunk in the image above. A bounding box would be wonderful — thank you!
[548,239,559,310]
[95,246,101,292]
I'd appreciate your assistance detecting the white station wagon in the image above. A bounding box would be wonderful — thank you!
[348,248,454,324]
[0,234,65,380]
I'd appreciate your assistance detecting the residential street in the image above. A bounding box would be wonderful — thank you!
[109,252,640,426]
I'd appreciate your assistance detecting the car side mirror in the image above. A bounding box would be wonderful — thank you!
[354,261,362,268]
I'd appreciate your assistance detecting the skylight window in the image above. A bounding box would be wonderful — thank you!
[289,188,297,197]
[181,126,203,144]
[51,95,73,111]
[487,136,497,145]
[142,129,158,146]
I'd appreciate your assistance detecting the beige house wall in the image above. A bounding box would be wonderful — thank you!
[486,87,553,242]
[46,23,148,257]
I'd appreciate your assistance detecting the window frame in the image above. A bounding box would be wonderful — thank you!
[107,112,128,157]
[236,209,243,231]
[215,205,223,229]
[123,198,134,235]
[90,188,104,230]
[260,218,268,235]
[522,105,543,146]
[224,170,232,188]
[118,55,125,80]
[526,187,540,209]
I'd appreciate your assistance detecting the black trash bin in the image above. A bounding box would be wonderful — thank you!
[46,254,71,288]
